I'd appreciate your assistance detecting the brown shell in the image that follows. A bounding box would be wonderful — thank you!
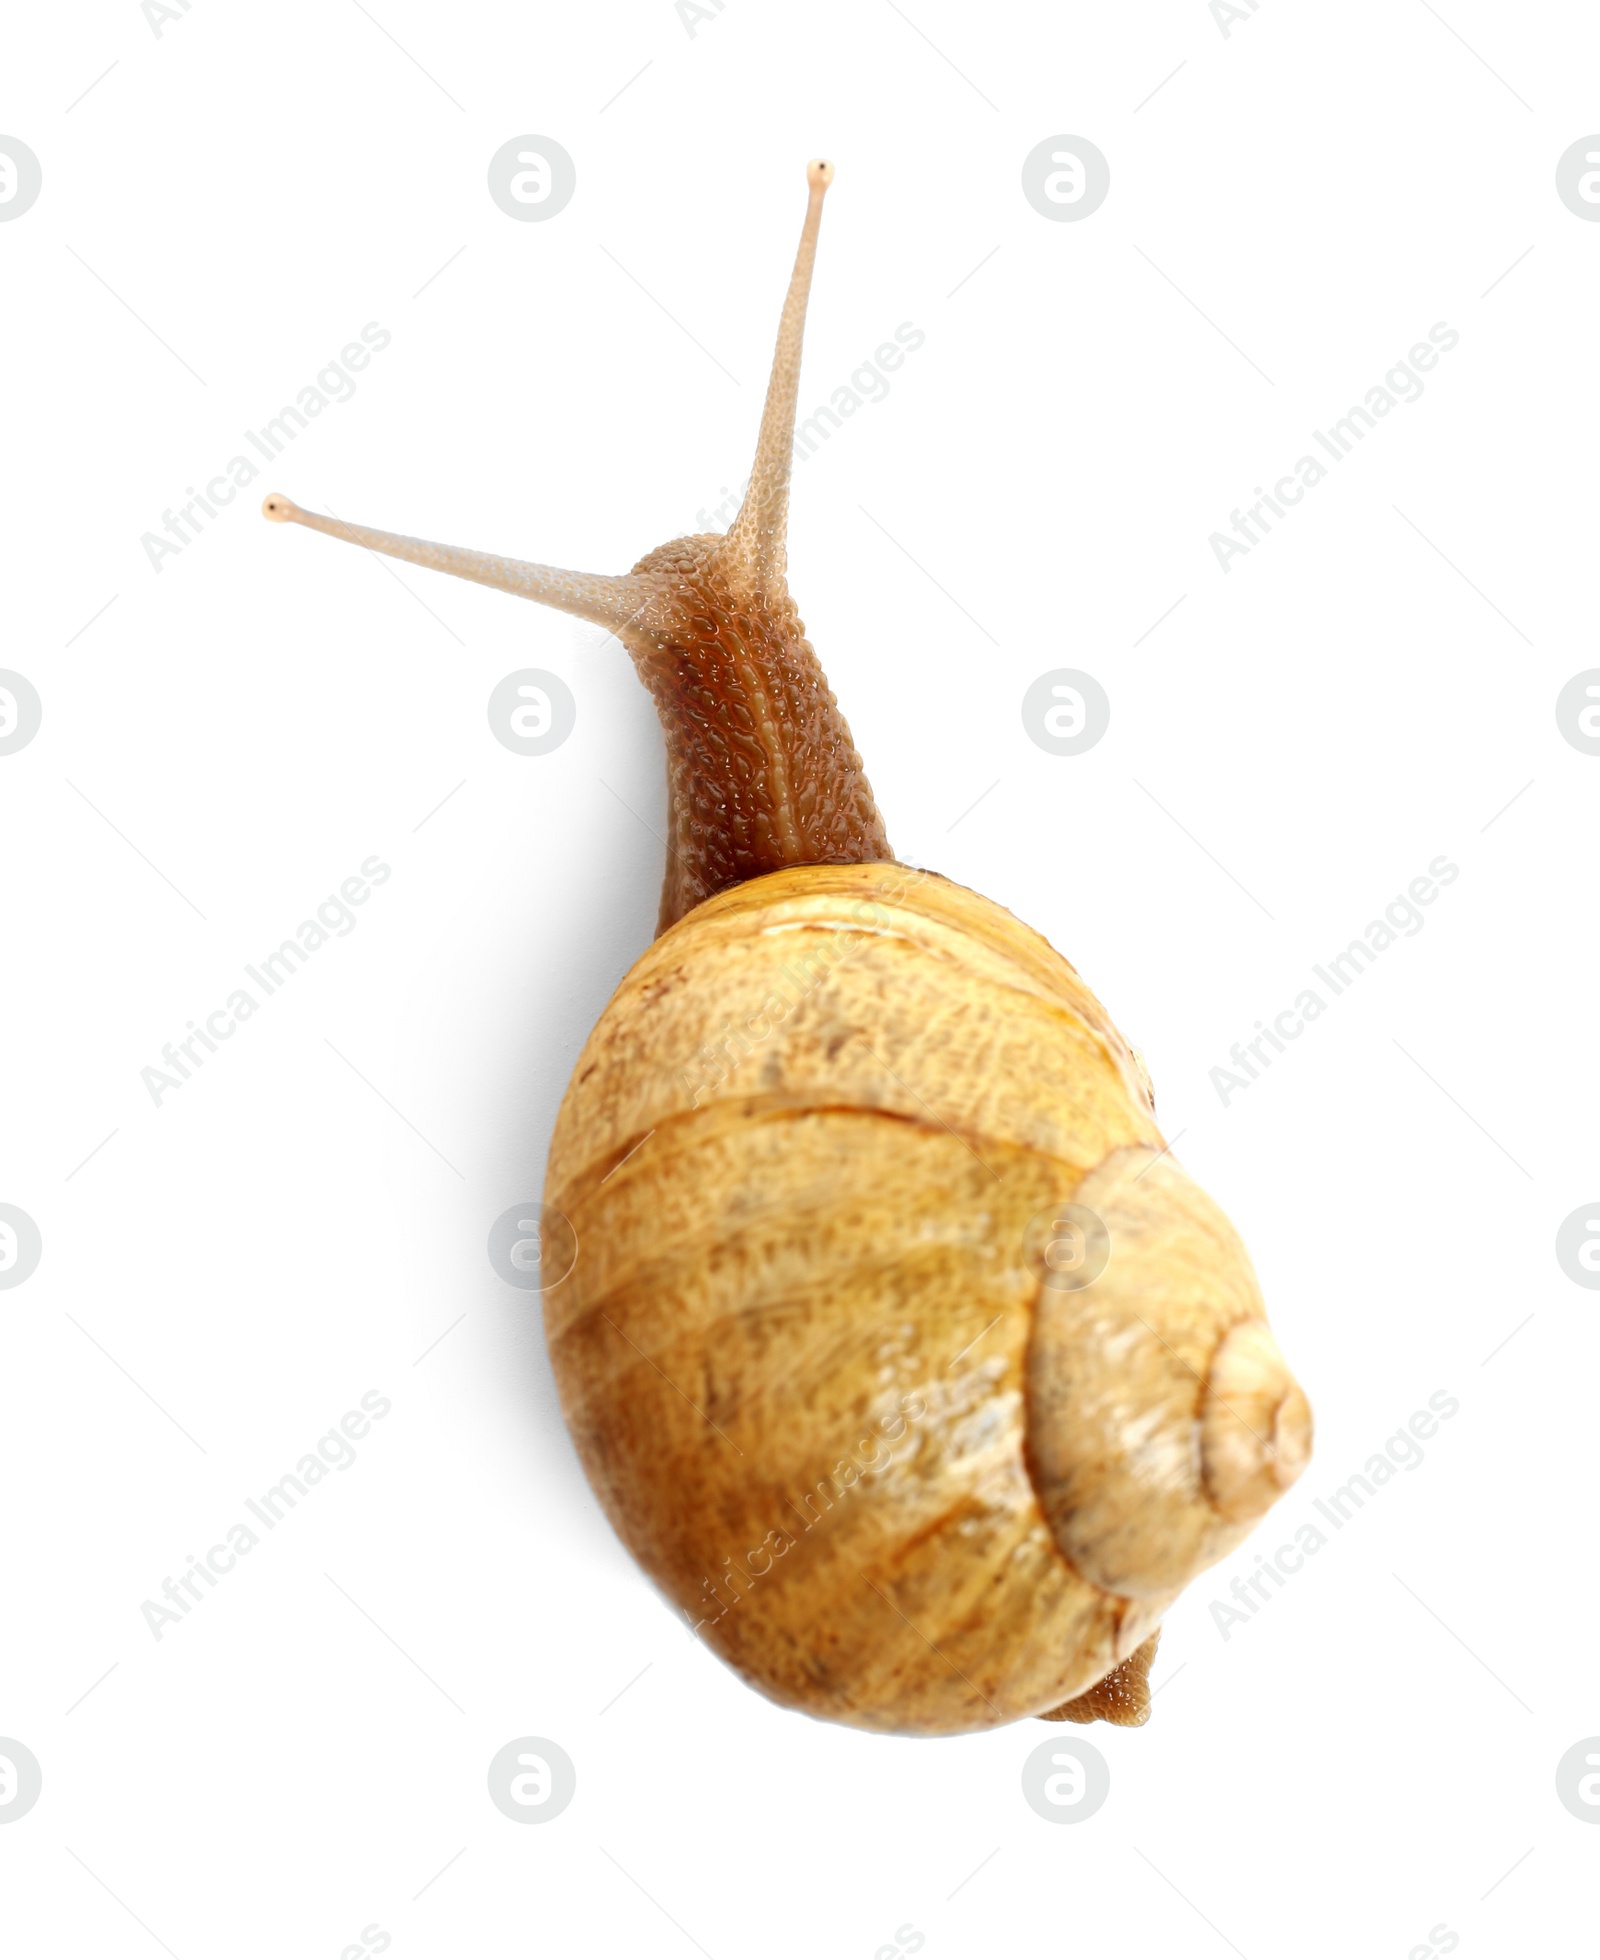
[542,862,1310,1735]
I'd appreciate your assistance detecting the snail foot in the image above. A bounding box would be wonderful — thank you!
[1038,1629,1160,1727]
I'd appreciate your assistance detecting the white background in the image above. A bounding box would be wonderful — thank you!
[4,1,1598,1954]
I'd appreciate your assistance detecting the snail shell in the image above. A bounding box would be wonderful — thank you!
[543,862,1311,1735]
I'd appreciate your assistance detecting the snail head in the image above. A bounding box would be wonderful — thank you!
[263,159,886,933]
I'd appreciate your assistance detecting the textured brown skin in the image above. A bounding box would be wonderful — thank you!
[264,162,1312,1734]
[1040,1631,1160,1726]
[625,537,890,929]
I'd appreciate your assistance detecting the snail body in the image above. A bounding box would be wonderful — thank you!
[265,161,1310,1735]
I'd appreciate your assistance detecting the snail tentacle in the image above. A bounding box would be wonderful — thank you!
[718,157,834,596]
[259,494,663,633]
[263,164,890,930]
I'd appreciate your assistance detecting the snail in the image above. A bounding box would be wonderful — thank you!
[263,159,1311,1737]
